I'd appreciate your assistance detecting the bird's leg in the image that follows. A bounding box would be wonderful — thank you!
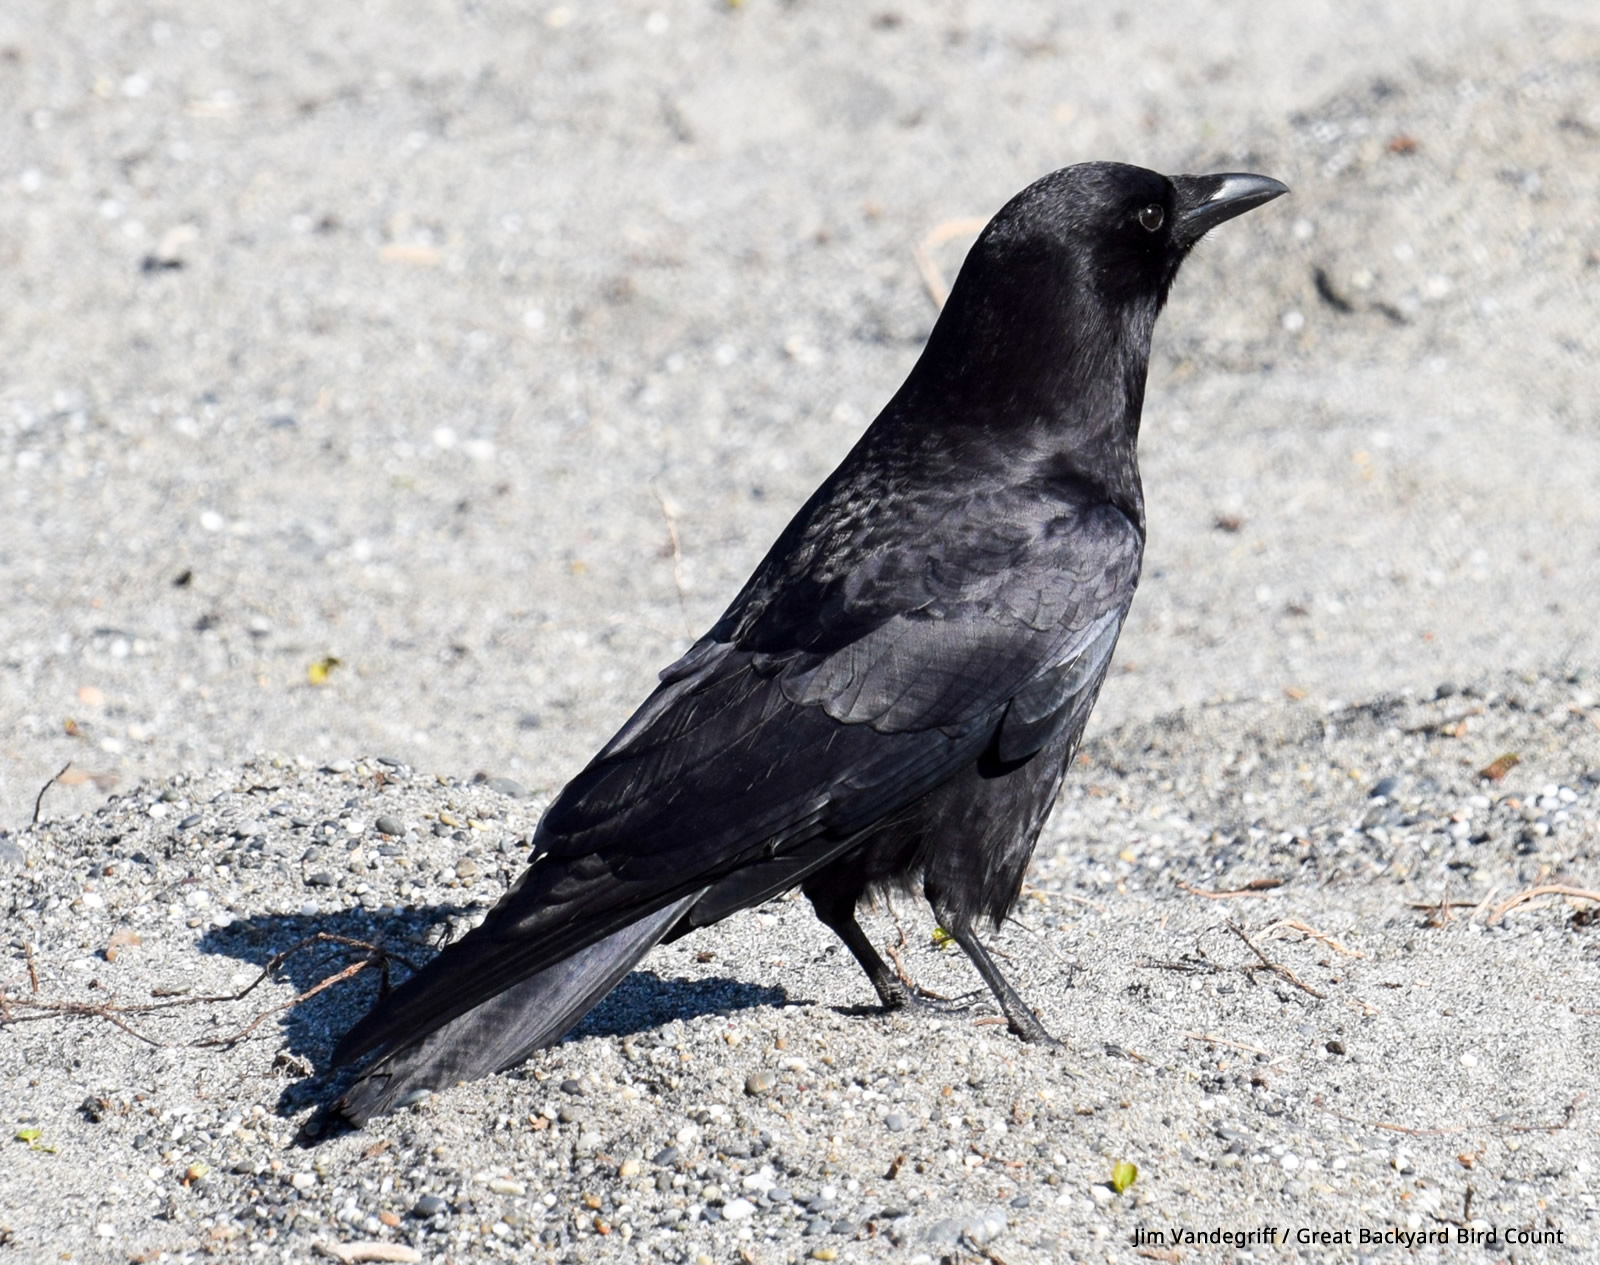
[930,903,1057,1045]
[803,882,914,1010]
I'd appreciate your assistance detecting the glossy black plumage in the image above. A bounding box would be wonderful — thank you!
[332,161,1285,1123]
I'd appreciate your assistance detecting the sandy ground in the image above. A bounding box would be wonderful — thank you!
[3,2,1599,1262]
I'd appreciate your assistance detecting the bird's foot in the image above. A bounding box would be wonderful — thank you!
[881,981,988,1015]
[1006,1008,1061,1046]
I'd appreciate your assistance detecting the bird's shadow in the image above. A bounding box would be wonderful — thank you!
[197,905,791,1125]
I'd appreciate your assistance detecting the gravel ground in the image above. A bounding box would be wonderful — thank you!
[4,2,1600,1262]
[5,674,1598,1262]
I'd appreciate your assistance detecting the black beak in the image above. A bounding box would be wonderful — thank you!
[1171,172,1289,244]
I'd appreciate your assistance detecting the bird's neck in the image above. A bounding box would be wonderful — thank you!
[897,289,1155,529]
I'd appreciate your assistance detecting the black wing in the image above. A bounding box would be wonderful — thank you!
[335,478,1140,1067]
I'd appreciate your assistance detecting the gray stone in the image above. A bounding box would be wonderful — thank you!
[745,1070,776,1096]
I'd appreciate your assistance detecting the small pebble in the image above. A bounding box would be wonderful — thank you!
[924,1219,962,1246]
[884,1111,907,1132]
[455,858,479,880]
[412,1194,448,1217]
[745,1070,776,1096]
[375,814,406,837]
[722,1197,757,1221]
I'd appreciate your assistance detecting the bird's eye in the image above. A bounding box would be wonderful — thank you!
[1137,204,1165,232]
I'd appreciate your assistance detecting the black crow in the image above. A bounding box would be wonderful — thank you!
[333,161,1286,1123]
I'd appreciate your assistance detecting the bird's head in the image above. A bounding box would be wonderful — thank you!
[914,161,1286,420]
[974,160,1288,317]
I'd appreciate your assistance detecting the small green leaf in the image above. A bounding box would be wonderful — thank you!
[15,1128,41,1143]
[1111,1160,1138,1193]
[931,927,954,949]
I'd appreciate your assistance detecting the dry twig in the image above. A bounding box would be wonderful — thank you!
[1019,883,1106,913]
[32,762,72,826]
[1402,705,1485,735]
[911,216,989,309]
[1184,1030,1278,1061]
[1259,918,1364,958]
[650,485,692,637]
[1178,877,1282,900]
[314,1241,421,1263]
[1488,883,1600,924]
[1229,921,1326,999]
[1313,1092,1585,1138]
[0,933,404,1049]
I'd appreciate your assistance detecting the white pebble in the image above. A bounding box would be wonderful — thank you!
[721,1197,756,1221]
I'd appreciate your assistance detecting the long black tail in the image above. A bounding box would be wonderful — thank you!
[336,893,701,1124]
